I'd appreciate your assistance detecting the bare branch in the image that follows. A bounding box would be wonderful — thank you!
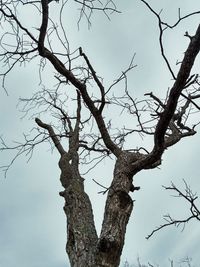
[79,47,106,113]
[146,180,200,239]
[134,24,200,172]
[0,130,51,176]
[74,0,121,27]
[0,5,37,43]
[38,0,49,53]
[140,0,176,79]
[35,117,66,155]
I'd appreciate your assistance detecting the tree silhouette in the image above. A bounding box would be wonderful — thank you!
[1,1,200,266]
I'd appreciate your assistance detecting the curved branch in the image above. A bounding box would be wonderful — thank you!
[35,117,66,155]
[140,0,176,79]
[79,47,106,113]
[41,47,121,156]
[153,24,200,152]
[38,0,49,53]
[129,24,200,173]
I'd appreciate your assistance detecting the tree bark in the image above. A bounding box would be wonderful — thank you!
[96,152,134,267]
[59,153,98,267]
[59,151,136,267]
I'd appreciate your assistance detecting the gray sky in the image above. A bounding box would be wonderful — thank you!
[1,1,200,266]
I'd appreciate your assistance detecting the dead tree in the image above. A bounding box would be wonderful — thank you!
[1,1,200,267]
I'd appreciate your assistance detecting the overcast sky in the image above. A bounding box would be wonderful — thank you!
[1,1,200,267]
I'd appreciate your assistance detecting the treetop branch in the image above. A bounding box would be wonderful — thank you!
[79,47,106,113]
[153,24,200,153]
[38,0,49,54]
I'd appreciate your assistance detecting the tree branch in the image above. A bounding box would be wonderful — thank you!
[154,24,200,151]
[146,180,200,239]
[35,117,66,155]
[79,47,106,113]
[130,24,200,173]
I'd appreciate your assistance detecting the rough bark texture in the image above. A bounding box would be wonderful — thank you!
[96,152,134,267]
[59,153,98,267]
[58,151,135,267]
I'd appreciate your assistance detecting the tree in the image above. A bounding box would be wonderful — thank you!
[1,1,200,266]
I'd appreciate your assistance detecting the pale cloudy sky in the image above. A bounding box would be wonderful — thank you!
[0,1,200,267]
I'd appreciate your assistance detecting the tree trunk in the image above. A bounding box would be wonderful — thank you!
[59,151,135,267]
[96,152,134,267]
[59,153,98,267]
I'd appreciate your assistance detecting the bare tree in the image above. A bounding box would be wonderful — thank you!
[1,1,200,267]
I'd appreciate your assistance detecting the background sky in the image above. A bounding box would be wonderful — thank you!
[0,1,200,266]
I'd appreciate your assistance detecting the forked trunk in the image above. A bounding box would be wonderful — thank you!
[59,152,135,267]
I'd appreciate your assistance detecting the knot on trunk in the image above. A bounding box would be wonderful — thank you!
[98,237,118,253]
[116,190,133,209]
